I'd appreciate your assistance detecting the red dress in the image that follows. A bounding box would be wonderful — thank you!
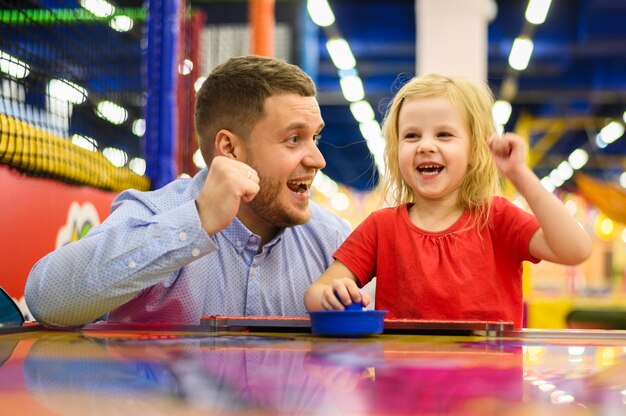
[334,196,540,328]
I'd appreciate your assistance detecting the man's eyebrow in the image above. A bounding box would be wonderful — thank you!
[282,122,325,132]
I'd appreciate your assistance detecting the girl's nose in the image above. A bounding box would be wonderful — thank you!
[417,137,437,153]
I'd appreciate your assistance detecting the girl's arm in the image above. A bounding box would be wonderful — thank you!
[488,133,593,265]
[304,260,371,310]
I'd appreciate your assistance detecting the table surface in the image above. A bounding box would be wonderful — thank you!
[1,323,626,415]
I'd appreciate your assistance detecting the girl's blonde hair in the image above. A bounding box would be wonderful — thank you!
[380,73,500,226]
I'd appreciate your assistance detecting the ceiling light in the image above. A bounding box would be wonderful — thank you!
[96,100,128,125]
[47,79,87,104]
[568,148,588,170]
[508,37,534,71]
[326,38,356,70]
[339,75,364,102]
[102,147,128,167]
[492,100,512,125]
[178,59,193,76]
[525,0,552,25]
[194,76,206,92]
[595,134,608,148]
[80,0,115,17]
[350,100,375,123]
[109,15,133,32]
[193,148,206,169]
[599,121,624,144]
[307,0,335,27]
[71,134,98,152]
[549,169,564,187]
[0,50,29,79]
[359,120,381,141]
[556,161,573,181]
[366,136,386,173]
[132,119,145,136]
[129,157,146,175]
[359,121,385,172]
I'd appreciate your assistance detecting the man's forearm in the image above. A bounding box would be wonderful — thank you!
[25,201,218,327]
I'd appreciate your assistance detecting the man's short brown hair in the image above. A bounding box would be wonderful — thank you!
[194,55,316,163]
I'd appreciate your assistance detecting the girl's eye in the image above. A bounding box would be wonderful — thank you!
[438,132,452,138]
[404,133,419,140]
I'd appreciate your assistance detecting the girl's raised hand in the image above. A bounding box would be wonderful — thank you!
[487,133,527,178]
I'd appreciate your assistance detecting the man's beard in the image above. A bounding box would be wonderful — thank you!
[245,155,312,228]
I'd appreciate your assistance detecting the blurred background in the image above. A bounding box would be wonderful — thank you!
[1,0,625,328]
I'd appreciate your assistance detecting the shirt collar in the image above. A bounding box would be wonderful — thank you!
[195,168,286,252]
[221,216,286,254]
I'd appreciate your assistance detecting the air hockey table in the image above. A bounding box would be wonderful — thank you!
[1,318,625,415]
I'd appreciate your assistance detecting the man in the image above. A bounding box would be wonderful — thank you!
[25,56,351,327]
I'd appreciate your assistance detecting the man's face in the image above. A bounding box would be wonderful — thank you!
[241,93,326,229]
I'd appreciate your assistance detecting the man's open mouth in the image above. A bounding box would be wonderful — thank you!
[287,179,312,194]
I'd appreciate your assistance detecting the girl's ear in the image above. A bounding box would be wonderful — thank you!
[214,129,242,160]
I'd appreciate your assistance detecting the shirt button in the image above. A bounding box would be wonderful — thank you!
[191,248,200,257]
[179,232,188,241]
[236,240,242,247]
[128,260,136,269]
[250,267,256,275]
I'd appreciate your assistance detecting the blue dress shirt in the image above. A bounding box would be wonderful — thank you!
[25,168,350,327]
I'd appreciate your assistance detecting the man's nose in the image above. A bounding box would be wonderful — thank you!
[304,140,326,169]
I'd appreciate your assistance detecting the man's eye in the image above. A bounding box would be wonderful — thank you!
[313,134,322,145]
[287,136,299,144]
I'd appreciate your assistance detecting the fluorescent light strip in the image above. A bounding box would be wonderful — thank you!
[509,37,534,71]
[0,50,30,79]
[80,0,115,18]
[129,157,146,175]
[525,0,552,25]
[308,0,385,182]
[307,0,335,27]
[326,38,356,70]
[339,75,364,102]
[492,100,512,126]
[350,101,375,123]
[109,15,133,32]
[47,78,87,104]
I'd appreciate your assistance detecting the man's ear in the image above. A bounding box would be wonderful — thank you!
[214,129,241,160]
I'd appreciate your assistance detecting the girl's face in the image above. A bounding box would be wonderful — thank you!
[397,96,471,204]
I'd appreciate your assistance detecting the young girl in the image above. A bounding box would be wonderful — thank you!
[304,74,592,328]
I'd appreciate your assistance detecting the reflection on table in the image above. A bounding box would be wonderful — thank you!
[0,326,625,415]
